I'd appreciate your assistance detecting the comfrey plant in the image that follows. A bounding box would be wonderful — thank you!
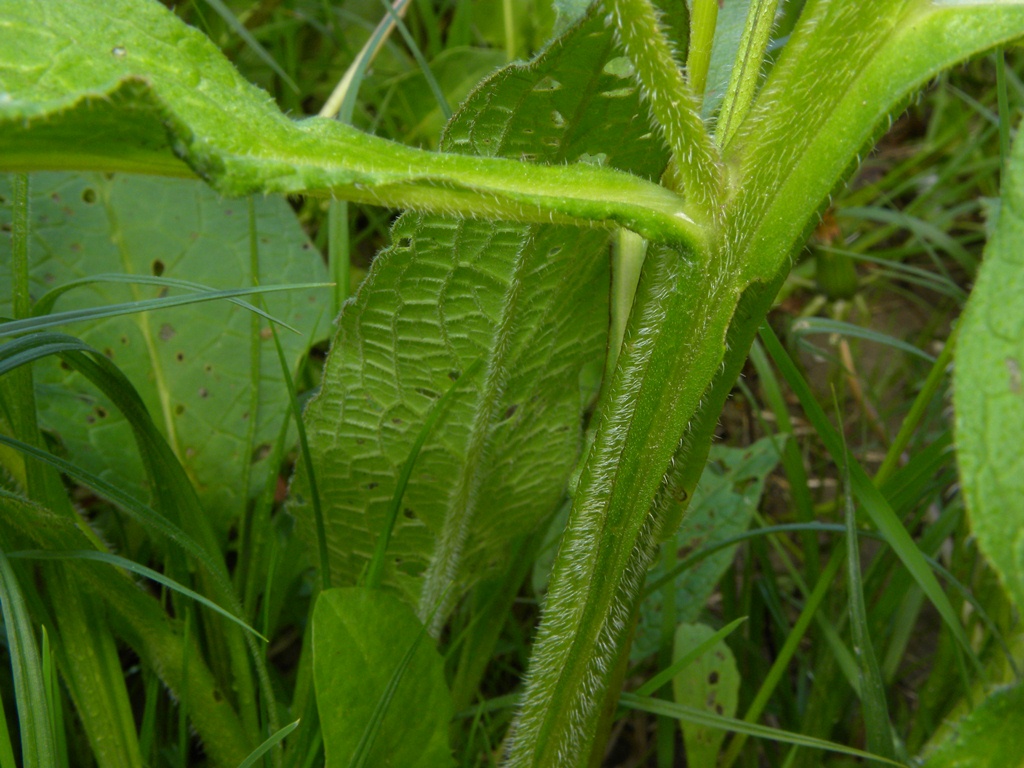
[2,0,1024,766]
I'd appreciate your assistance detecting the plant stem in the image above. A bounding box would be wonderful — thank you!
[505,241,742,766]
[604,0,723,217]
[716,0,780,151]
[686,0,719,98]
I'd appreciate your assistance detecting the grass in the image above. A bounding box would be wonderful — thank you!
[0,1,1020,766]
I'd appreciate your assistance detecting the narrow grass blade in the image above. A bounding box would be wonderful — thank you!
[263,317,330,592]
[31,274,305,334]
[645,523,842,597]
[748,339,819,576]
[720,550,846,768]
[619,692,907,767]
[0,436,217,576]
[0,688,17,768]
[9,550,266,642]
[841,454,896,760]
[0,331,280,738]
[634,616,747,698]
[791,317,937,363]
[200,0,298,92]
[816,247,965,300]
[39,627,68,767]
[237,720,300,768]
[377,0,451,119]
[0,547,55,768]
[875,329,957,487]
[364,358,483,589]
[320,0,412,121]
[0,283,328,337]
[759,323,982,676]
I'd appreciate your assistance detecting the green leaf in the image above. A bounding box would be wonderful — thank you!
[632,438,781,661]
[955,123,1024,614]
[379,47,505,147]
[619,692,908,767]
[237,720,300,768]
[671,622,740,767]
[0,0,700,246]
[291,10,667,621]
[0,547,55,768]
[760,323,982,673]
[791,317,937,363]
[920,684,1024,768]
[0,330,278,754]
[0,493,253,766]
[0,172,329,531]
[512,5,1024,764]
[842,460,895,761]
[312,588,453,768]
[701,0,752,118]
[727,0,1024,285]
[8,550,266,642]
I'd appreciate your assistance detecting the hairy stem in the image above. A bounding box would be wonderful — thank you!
[505,240,741,765]
[686,0,720,98]
[604,0,723,217]
[715,0,780,151]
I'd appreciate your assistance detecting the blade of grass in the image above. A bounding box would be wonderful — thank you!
[758,322,982,676]
[238,720,301,768]
[815,247,965,300]
[0,546,55,768]
[0,331,280,746]
[619,692,907,767]
[363,358,483,589]
[319,0,412,121]
[840,445,896,761]
[39,628,64,768]
[791,317,936,363]
[720,549,845,768]
[378,0,451,119]
[7,174,144,768]
[874,319,957,489]
[9,550,266,642]
[319,0,409,315]
[747,340,819,577]
[0,282,328,337]
[201,0,299,92]
[178,607,192,768]
[32,273,301,334]
[0,686,16,768]
[263,317,330,592]
[633,616,748,698]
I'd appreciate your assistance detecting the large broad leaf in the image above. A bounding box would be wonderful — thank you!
[289,11,667,619]
[0,0,696,245]
[0,172,330,531]
[955,126,1024,613]
[312,588,454,768]
[920,684,1024,768]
